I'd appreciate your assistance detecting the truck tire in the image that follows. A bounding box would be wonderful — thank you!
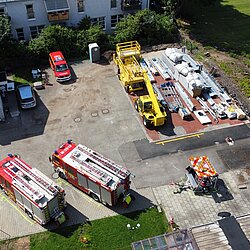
[134,101,139,112]
[143,117,151,128]
[124,85,129,93]
[90,193,100,202]
[59,171,67,180]
[25,209,34,220]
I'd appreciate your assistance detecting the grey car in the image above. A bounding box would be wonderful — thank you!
[16,84,37,109]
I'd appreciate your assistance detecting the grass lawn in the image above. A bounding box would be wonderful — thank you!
[187,0,250,55]
[30,207,169,250]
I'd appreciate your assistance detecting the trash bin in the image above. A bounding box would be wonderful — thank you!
[88,43,100,63]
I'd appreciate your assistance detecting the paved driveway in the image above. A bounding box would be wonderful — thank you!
[0,60,156,240]
[0,57,250,240]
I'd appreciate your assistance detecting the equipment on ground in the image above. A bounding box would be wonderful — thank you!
[134,72,166,128]
[50,140,133,207]
[186,156,218,194]
[113,41,144,93]
[114,41,166,128]
[0,154,66,225]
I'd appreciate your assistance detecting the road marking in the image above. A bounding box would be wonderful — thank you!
[0,193,35,225]
[156,133,204,145]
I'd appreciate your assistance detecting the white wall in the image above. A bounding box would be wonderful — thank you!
[1,0,149,40]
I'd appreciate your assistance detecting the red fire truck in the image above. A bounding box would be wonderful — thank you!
[50,140,133,206]
[0,154,66,225]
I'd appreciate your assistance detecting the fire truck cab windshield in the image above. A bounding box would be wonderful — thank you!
[56,64,68,72]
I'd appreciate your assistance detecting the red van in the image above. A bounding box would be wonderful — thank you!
[49,51,71,82]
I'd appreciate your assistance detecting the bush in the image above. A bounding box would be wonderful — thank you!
[28,25,78,59]
[115,9,178,45]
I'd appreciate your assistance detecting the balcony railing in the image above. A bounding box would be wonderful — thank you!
[48,10,69,21]
[121,0,142,11]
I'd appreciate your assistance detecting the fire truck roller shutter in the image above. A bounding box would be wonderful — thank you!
[77,173,88,189]
[13,189,23,205]
[22,195,34,218]
[100,187,112,206]
[31,203,44,222]
[47,196,59,216]
[88,179,100,202]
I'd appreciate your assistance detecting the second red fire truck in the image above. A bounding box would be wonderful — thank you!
[50,140,133,207]
[0,154,66,225]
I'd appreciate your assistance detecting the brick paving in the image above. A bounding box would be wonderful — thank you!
[153,170,250,229]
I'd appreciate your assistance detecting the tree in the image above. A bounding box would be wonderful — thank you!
[115,9,178,45]
[150,0,217,18]
[28,25,77,59]
[0,15,11,43]
[77,24,109,57]
[78,16,91,30]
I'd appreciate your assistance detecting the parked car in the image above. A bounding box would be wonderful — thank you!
[16,84,36,109]
[49,51,71,82]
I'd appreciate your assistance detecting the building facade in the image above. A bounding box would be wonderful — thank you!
[0,0,149,41]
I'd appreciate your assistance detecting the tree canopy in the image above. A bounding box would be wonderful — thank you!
[115,9,178,45]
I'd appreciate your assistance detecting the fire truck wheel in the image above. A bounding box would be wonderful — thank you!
[90,193,100,202]
[59,172,66,180]
[124,85,130,93]
[25,210,34,219]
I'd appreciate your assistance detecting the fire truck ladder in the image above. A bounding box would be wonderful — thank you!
[4,167,41,201]
[77,146,129,179]
[12,158,57,195]
[70,154,112,185]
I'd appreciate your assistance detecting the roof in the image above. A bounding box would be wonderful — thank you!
[132,229,199,250]
[192,215,250,250]
[57,142,131,189]
[44,0,70,13]
[17,84,33,100]
[49,51,67,65]
[0,155,59,207]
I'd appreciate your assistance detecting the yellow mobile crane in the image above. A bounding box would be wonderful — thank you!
[113,41,144,93]
[113,41,166,128]
[134,72,166,128]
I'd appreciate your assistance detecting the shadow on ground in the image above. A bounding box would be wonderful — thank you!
[185,0,250,54]
[212,178,234,203]
[44,203,90,233]
[0,89,49,145]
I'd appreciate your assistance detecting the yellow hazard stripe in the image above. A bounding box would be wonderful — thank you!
[0,193,35,225]
[156,133,204,145]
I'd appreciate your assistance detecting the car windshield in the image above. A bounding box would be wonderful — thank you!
[18,85,34,102]
[56,64,68,72]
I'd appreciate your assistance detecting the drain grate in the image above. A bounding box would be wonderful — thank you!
[101,109,109,114]
[91,112,98,117]
[74,117,81,123]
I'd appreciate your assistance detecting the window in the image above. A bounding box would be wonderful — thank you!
[111,0,117,8]
[77,0,84,12]
[0,7,6,15]
[111,15,123,28]
[16,28,25,41]
[30,25,44,39]
[91,16,106,30]
[26,4,35,19]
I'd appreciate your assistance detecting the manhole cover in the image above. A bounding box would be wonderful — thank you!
[91,112,98,117]
[74,117,81,123]
[101,109,109,114]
